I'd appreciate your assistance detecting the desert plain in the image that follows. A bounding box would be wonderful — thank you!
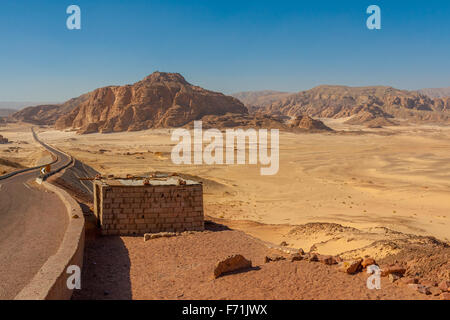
[25,119,448,257]
[2,117,450,299]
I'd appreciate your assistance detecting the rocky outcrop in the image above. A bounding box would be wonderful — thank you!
[213,254,252,278]
[186,113,287,130]
[0,135,8,144]
[0,135,9,144]
[288,115,333,132]
[55,72,248,133]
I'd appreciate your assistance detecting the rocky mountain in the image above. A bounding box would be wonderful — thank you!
[419,87,450,99]
[53,72,248,134]
[259,85,450,125]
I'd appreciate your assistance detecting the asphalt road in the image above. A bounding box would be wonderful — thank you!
[0,129,71,299]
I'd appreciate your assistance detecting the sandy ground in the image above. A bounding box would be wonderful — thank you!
[0,123,53,174]
[72,225,435,300]
[36,122,450,254]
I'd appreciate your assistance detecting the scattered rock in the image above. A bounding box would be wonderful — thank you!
[380,265,406,277]
[72,214,79,219]
[308,253,319,262]
[338,259,363,274]
[429,286,443,296]
[214,254,252,279]
[408,284,431,295]
[440,292,450,300]
[265,254,286,263]
[420,279,437,288]
[361,258,377,268]
[144,232,179,241]
[319,255,337,265]
[398,277,418,285]
[0,135,9,144]
[438,280,450,292]
[388,273,402,283]
[290,253,303,262]
[279,241,288,247]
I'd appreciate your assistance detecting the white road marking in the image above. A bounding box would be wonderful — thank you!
[23,182,31,190]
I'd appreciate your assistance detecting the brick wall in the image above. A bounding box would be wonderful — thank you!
[94,182,204,236]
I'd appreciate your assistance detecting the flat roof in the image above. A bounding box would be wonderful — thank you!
[96,175,200,187]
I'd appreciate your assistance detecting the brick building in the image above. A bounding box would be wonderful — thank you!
[93,176,204,236]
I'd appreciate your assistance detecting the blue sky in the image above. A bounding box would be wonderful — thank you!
[0,0,449,101]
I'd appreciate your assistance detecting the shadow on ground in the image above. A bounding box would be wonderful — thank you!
[72,235,132,300]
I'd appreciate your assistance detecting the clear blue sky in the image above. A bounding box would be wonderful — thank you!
[0,0,449,101]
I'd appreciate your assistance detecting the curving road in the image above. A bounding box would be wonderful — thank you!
[0,129,71,299]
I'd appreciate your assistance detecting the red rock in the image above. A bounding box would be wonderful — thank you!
[408,284,431,295]
[438,280,450,292]
[380,265,406,277]
[264,254,286,263]
[308,254,319,262]
[361,258,377,268]
[388,273,402,283]
[213,254,252,278]
[338,259,363,274]
[440,292,450,300]
[290,253,303,262]
[319,255,337,265]
[399,277,418,285]
[429,287,443,296]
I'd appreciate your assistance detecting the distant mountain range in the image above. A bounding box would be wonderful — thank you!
[7,76,450,131]
[233,85,450,126]
[0,101,60,110]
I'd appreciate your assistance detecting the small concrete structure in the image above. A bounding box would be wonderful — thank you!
[93,175,204,236]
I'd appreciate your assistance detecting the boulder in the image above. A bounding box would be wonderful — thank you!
[361,257,377,268]
[438,280,450,292]
[214,254,252,278]
[398,277,418,285]
[265,254,286,263]
[408,284,431,295]
[0,135,8,144]
[380,265,406,277]
[440,292,450,300]
[308,253,319,262]
[144,232,178,241]
[319,255,337,265]
[290,253,303,262]
[388,273,402,283]
[338,259,363,274]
